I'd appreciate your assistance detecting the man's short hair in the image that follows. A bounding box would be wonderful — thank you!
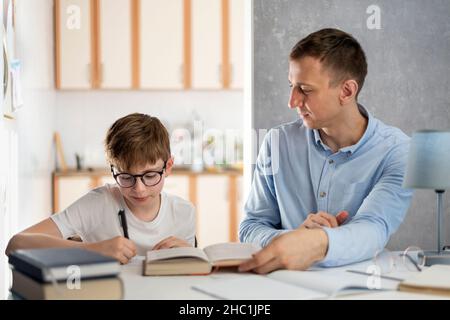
[290,28,368,97]
[105,113,170,171]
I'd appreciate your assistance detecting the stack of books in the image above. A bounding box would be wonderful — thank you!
[9,248,123,300]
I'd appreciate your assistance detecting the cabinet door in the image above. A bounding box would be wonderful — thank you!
[229,0,244,89]
[57,0,93,89]
[140,0,184,89]
[191,0,222,89]
[99,0,132,88]
[236,176,244,238]
[100,175,116,186]
[163,175,190,202]
[197,176,229,247]
[56,177,92,212]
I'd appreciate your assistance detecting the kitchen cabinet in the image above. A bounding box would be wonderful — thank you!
[54,176,93,212]
[140,0,185,89]
[55,0,243,90]
[229,0,244,89]
[196,175,229,246]
[191,0,222,89]
[98,0,132,88]
[55,0,94,89]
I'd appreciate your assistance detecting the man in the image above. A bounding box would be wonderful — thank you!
[239,28,413,273]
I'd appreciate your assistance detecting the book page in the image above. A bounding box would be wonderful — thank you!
[400,265,450,290]
[268,267,400,296]
[203,243,260,263]
[146,247,209,262]
[192,274,326,300]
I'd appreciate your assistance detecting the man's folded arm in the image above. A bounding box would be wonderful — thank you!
[318,144,414,267]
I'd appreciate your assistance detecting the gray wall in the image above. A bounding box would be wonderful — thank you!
[253,0,450,251]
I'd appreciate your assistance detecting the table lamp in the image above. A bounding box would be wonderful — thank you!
[403,130,450,266]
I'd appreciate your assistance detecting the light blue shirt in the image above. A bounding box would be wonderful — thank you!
[240,105,413,267]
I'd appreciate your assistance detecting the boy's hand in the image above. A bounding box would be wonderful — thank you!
[152,236,192,250]
[84,236,137,264]
[300,211,349,229]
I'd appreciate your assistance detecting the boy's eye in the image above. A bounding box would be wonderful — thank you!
[144,173,158,179]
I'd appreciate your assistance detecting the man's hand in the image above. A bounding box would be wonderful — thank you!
[238,228,328,274]
[152,236,192,250]
[84,236,137,264]
[301,211,348,229]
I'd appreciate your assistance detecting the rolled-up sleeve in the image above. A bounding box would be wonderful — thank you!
[319,143,414,267]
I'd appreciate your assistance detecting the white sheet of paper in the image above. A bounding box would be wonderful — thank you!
[192,274,326,300]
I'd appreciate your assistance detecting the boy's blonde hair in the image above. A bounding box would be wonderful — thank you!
[105,113,170,171]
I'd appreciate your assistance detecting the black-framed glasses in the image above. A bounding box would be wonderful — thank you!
[110,161,167,188]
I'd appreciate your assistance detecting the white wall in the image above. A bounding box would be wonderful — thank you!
[55,90,244,168]
[15,0,56,227]
[0,0,56,299]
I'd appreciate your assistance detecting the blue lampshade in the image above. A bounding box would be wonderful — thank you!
[403,130,450,190]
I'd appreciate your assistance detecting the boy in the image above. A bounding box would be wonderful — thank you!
[5,113,195,264]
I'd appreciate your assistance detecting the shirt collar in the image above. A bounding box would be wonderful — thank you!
[313,104,376,155]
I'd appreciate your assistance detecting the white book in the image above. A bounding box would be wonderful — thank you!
[192,260,402,300]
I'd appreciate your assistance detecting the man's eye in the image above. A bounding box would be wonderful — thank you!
[300,88,311,94]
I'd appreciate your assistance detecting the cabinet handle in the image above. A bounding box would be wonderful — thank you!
[99,63,104,85]
[87,63,91,83]
[230,64,234,85]
[180,64,184,85]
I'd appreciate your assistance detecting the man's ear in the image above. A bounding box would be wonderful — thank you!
[165,156,174,176]
[339,79,358,105]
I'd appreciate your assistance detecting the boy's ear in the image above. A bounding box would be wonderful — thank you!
[165,156,174,176]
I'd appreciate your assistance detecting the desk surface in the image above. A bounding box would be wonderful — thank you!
[119,256,449,300]
[8,257,448,300]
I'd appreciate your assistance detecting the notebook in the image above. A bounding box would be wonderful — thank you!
[9,248,120,282]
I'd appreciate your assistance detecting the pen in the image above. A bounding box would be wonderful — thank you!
[118,209,129,239]
[346,270,404,282]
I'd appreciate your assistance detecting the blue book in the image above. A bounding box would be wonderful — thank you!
[9,248,120,283]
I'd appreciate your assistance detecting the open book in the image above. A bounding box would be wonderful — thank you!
[398,265,450,297]
[192,261,402,299]
[143,242,260,276]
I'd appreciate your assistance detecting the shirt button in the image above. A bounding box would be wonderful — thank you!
[320,191,327,198]
[328,159,334,164]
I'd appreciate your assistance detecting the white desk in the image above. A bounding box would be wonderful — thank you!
[119,256,448,300]
[8,255,448,300]
[120,257,252,299]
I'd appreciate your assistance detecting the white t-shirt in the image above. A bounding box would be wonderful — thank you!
[51,184,196,255]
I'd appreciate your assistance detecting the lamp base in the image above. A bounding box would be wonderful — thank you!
[420,251,450,266]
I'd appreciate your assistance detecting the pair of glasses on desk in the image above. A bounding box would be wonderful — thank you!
[347,246,425,282]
